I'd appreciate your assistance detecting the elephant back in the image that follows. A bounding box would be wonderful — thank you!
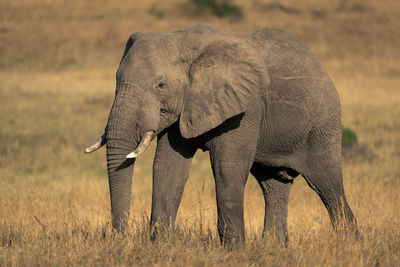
[248,28,329,80]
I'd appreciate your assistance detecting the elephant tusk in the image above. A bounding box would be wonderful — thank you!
[84,134,106,154]
[126,131,154,158]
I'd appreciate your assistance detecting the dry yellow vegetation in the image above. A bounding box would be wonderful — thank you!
[1,0,399,265]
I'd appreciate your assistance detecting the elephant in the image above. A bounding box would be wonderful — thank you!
[85,24,357,245]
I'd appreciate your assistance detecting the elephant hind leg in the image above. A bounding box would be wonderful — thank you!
[300,153,357,233]
[250,163,294,243]
[297,116,357,234]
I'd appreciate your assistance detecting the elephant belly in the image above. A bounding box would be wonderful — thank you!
[254,92,313,168]
[250,27,337,169]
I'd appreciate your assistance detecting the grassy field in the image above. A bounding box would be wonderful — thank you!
[1,0,400,265]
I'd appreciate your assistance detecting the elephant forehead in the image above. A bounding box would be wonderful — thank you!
[131,35,178,60]
[117,57,163,85]
[119,44,180,79]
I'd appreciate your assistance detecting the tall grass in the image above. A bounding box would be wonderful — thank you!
[1,0,399,265]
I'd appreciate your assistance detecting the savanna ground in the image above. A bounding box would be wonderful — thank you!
[1,0,400,265]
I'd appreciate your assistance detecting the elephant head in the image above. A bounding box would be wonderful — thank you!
[85,24,269,231]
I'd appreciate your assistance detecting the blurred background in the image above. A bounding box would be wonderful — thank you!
[1,0,399,265]
[2,0,399,72]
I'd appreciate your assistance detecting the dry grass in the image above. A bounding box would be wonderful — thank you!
[1,0,400,265]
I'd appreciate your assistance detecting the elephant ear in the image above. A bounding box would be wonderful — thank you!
[179,40,269,139]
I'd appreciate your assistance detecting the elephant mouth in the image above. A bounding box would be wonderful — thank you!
[84,130,154,158]
[126,131,154,158]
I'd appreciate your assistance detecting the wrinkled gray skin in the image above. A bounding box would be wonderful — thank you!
[91,24,357,245]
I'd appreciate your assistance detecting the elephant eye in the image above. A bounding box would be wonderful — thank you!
[157,82,166,89]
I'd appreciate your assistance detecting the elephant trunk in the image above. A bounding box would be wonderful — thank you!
[105,83,160,231]
[106,138,135,231]
[106,132,153,231]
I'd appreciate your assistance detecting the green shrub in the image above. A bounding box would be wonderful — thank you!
[148,3,165,19]
[342,126,358,147]
[191,0,242,17]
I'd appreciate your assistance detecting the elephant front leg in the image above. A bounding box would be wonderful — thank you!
[212,164,248,245]
[208,116,260,246]
[150,123,196,241]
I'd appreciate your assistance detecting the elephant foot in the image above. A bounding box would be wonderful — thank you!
[150,222,176,243]
[262,228,289,246]
[219,235,245,250]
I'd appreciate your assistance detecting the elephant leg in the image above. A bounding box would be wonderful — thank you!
[250,163,293,243]
[150,123,196,240]
[208,115,260,246]
[301,147,357,233]
[302,165,357,232]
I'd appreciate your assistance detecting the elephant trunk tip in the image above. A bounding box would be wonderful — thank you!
[84,133,106,154]
[126,131,154,158]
